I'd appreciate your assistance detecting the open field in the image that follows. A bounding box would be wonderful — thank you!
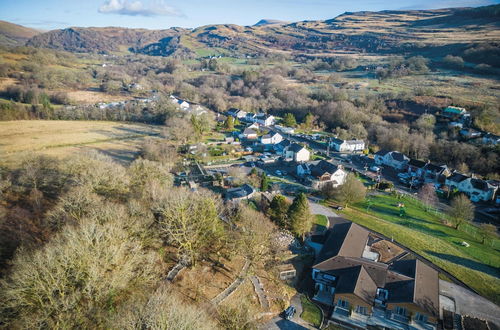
[0,120,161,165]
[334,193,500,304]
[65,90,134,104]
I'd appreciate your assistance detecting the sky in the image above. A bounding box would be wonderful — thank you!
[1,0,499,31]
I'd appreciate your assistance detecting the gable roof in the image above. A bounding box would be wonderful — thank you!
[316,222,369,263]
[243,127,257,135]
[408,159,427,168]
[447,172,469,183]
[470,178,490,191]
[225,184,255,200]
[289,143,306,153]
[389,151,407,162]
[311,160,341,178]
[425,163,445,172]
[375,149,390,157]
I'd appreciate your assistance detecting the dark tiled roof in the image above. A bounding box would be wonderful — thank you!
[447,172,469,183]
[311,160,340,178]
[408,159,427,168]
[375,149,390,156]
[425,163,444,172]
[289,143,306,153]
[316,222,369,262]
[225,184,255,200]
[470,178,489,191]
[390,151,407,162]
[330,137,344,145]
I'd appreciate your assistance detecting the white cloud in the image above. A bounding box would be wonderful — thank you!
[98,0,182,17]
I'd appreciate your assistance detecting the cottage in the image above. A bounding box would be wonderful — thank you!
[330,138,365,153]
[254,113,276,126]
[284,143,310,162]
[312,220,439,329]
[227,108,247,119]
[240,127,258,140]
[459,178,497,202]
[261,132,283,145]
[374,150,409,171]
[224,184,255,201]
[305,160,347,190]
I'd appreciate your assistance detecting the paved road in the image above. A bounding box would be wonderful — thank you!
[263,294,315,330]
[439,279,500,327]
[307,199,338,220]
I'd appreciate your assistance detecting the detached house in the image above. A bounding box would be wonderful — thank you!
[375,150,409,171]
[312,220,439,330]
[459,178,497,202]
[445,172,469,191]
[240,127,258,140]
[298,160,347,190]
[227,108,247,119]
[261,132,283,145]
[330,138,365,153]
[283,143,310,162]
[254,113,276,126]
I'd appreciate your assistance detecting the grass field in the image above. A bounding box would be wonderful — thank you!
[0,120,161,165]
[335,193,500,304]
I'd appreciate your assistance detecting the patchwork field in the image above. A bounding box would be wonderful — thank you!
[0,120,161,165]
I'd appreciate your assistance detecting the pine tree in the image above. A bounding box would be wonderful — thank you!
[288,193,312,240]
[260,173,269,192]
[282,113,297,127]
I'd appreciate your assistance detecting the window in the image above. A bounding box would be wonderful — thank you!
[356,306,368,315]
[337,299,349,309]
[415,313,428,323]
[395,306,407,316]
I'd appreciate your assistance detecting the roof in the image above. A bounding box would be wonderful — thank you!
[289,143,306,153]
[345,140,364,145]
[311,160,341,178]
[425,163,445,172]
[470,178,490,191]
[315,222,369,263]
[444,106,466,114]
[447,172,469,183]
[330,137,344,145]
[408,159,427,168]
[243,128,257,135]
[225,184,255,200]
[389,151,407,162]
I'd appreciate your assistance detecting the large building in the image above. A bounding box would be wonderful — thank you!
[312,219,439,330]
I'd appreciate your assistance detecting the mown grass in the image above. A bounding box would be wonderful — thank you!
[314,214,328,227]
[300,295,322,328]
[336,193,500,304]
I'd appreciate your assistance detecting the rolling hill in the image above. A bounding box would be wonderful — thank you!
[0,20,40,46]
[14,5,500,66]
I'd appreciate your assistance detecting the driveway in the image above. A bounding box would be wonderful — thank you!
[308,199,337,219]
[439,279,500,327]
[262,294,315,330]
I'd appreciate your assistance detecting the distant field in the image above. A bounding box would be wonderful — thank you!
[65,90,134,104]
[0,120,161,165]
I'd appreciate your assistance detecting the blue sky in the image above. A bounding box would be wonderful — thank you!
[1,0,498,30]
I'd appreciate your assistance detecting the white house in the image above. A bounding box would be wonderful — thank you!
[284,143,310,162]
[240,127,258,140]
[445,172,469,191]
[330,138,365,152]
[275,125,295,135]
[298,160,347,189]
[247,122,261,130]
[254,113,276,126]
[261,132,283,145]
[446,175,497,202]
[227,108,247,119]
[374,150,409,170]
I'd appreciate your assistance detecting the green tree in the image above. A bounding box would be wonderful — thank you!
[225,116,235,130]
[334,173,366,208]
[282,113,297,127]
[477,223,498,244]
[268,195,290,228]
[303,112,315,130]
[288,193,313,240]
[260,173,269,192]
[447,194,474,229]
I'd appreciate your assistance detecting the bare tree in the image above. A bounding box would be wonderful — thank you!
[447,194,474,229]
[334,173,367,208]
[418,183,437,211]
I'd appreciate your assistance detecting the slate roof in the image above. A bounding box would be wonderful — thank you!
[316,221,369,263]
[311,160,341,178]
[425,163,445,173]
[470,178,490,191]
[447,172,469,183]
[289,143,306,153]
[225,184,255,200]
[390,151,407,162]
[408,159,427,168]
[243,128,257,135]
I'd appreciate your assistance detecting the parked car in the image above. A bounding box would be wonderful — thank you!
[369,166,381,172]
[283,306,296,320]
[275,170,282,176]
[333,205,344,210]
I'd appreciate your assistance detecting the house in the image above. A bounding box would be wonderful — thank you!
[442,106,470,124]
[227,108,247,119]
[261,132,283,145]
[275,125,295,135]
[445,172,469,191]
[406,159,427,178]
[240,127,258,140]
[330,138,365,153]
[224,184,256,201]
[298,160,347,190]
[312,220,439,330]
[460,128,482,140]
[459,178,497,202]
[170,96,190,110]
[254,113,276,126]
[244,112,257,122]
[422,163,451,183]
[274,139,292,155]
[374,150,409,171]
[284,143,310,162]
[482,133,500,145]
[247,122,261,130]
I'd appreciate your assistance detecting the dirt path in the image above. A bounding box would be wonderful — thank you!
[250,275,270,310]
[211,259,250,305]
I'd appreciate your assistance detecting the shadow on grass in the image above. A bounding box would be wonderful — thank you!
[366,204,436,225]
[395,220,448,238]
[425,250,500,278]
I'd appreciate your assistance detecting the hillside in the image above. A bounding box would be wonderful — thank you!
[0,20,40,46]
[21,5,500,64]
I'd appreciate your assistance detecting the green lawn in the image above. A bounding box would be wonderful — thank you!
[338,193,500,304]
[300,295,322,328]
[314,214,328,227]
